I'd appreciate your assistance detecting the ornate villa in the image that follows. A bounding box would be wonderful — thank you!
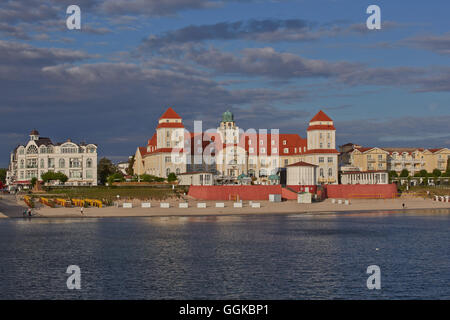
[6,130,98,188]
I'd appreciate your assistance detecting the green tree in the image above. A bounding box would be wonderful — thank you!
[0,168,6,184]
[98,158,118,185]
[167,172,177,183]
[41,171,68,183]
[447,158,450,171]
[126,156,135,176]
[107,172,125,185]
[400,169,409,177]
[31,177,38,187]
[419,169,428,177]
[140,174,159,182]
[432,169,442,177]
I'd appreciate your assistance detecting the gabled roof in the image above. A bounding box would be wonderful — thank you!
[287,161,317,167]
[159,107,182,119]
[310,110,332,122]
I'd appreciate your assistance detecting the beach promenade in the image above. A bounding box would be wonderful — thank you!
[1,194,449,218]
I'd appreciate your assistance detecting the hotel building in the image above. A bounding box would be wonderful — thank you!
[6,130,98,188]
[339,143,450,176]
[133,107,339,185]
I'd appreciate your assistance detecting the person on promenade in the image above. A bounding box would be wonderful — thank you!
[80,206,84,215]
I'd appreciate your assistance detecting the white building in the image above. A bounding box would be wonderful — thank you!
[286,161,318,186]
[6,129,98,189]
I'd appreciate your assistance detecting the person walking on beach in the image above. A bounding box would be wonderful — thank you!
[80,206,84,215]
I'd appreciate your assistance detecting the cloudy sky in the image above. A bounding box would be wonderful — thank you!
[1,0,449,167]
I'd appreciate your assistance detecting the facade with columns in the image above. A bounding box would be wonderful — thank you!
[134,107,339,184]
[6,130,98,188]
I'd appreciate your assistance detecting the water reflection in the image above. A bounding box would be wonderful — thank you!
[0,210,449,299]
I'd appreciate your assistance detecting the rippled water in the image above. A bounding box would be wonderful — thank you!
[0,210,449,299]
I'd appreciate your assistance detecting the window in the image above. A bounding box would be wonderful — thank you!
[328,157,333,163]
[327,133,331,139]
[176,168,180,175]
[284,148,289,154]
[319,157,324,163]
[248,140,252,145]
[40,159,44,168]
[69,171,82,178]
[167,131,170,137]
[260,140,264,145]
[271,140,275,145]
[86,170,93,179]
[320,168,324,177]
[284,159,288,166]
[378,163,383,169]
[40,147,46,154]
[86,158,92,168]
[165,156,171,163]
[59,159,65,168]
[320,133,323,139]
[69,158,80,168]
[283,140,287,145]
[272,147,278,154]
[249,147,254,153]
[327,143,330,148]
[166,168,170,176]
[328,168,333,177]
[166,141,170,147]
[27,145,38,154]
[261,147,266,153]
[20,160,24,169]
[320,143,323,148]
[378,155,383,161]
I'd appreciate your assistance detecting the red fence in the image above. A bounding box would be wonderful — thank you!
[325,184,398,199]
[188,185,284,200]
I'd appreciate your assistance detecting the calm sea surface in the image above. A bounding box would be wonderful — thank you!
[0,210,449,299]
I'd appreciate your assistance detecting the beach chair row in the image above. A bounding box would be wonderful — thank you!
[434,195,450,202]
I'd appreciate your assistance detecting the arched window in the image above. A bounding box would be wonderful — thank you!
[86,158,92,168]
[176,168,180,175]
[26,145,38,154]
[166,168,170,177]
[40,146,46,154]
[20,160,24,169]
[59,158,65,168]
[328,168,333,177]
[320,168,324,177]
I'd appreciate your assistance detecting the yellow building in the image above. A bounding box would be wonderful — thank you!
[340,145,450,175]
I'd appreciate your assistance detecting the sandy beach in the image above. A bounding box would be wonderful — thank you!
[1,194,449,218]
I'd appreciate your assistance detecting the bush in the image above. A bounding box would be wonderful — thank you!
[400,169,409,177]
[167,172,177,182]
[107,173,125,185]
[31,177,38,187]
[432,169,442,177]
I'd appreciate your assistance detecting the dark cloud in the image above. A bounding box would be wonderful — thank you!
[142,19,312,49]
[405,33,450,55]
[336,116,450,149]
[186,46,360,79]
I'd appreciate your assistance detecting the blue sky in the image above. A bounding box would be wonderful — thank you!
[1,0,449,166]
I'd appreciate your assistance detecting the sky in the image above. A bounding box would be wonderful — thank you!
[0,0,449,167]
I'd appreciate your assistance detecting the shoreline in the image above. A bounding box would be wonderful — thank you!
[1,195,449,219]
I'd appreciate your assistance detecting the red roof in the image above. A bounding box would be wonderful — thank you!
[159,107,182,120]
[156,122,184,129]
[303,149,339,154]
[307,124,336,131]
[310,110,332,122]
[287,161,317,167]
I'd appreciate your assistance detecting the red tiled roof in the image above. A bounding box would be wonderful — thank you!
[138,147,148,156]
[303,149,339,154]
[156,122,184,129]
[307,125,336,131]
[287,161,317,167]
[159,107,182,119]
[310,110,332,122]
